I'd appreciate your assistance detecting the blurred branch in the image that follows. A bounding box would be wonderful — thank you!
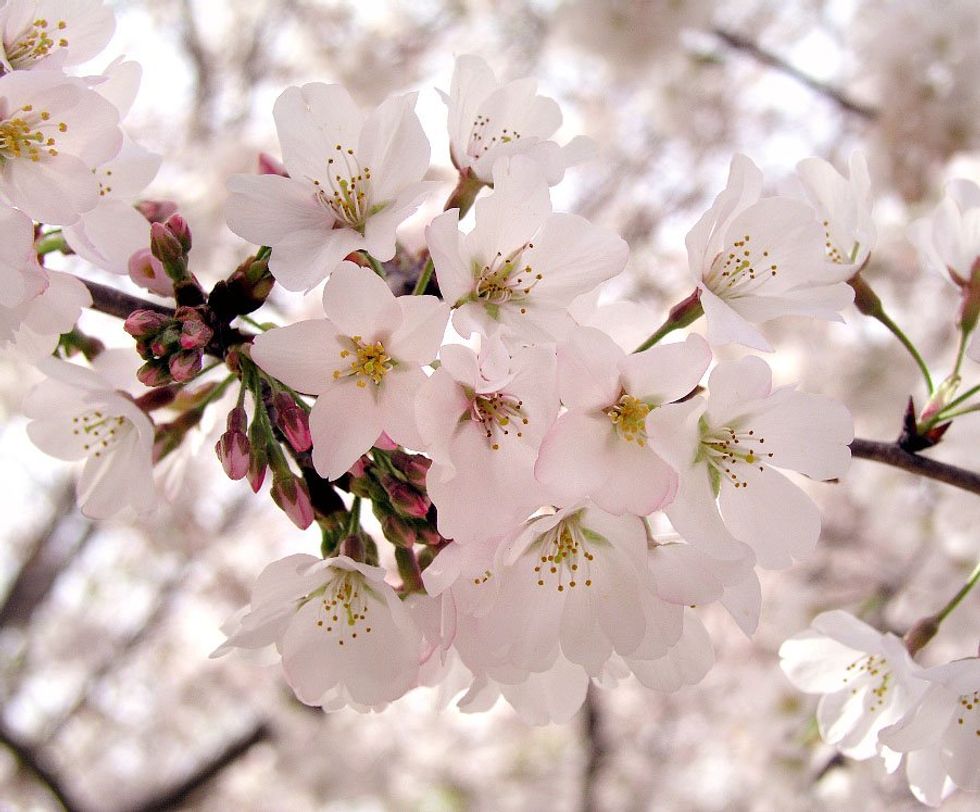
[178,0,216,138]
[580,685,605,812]
[0,718,82,812]
[122,721,272,812]
[83,279,173,320]
[712,27,879,120]
[850,438,980,496]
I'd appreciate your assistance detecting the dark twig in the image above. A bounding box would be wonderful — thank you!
[82,279,173,320]
[580,685,605,812]
[0,718,82,812]
[850,438,980,497]
[121,721,271,812]
[712,28,879,120]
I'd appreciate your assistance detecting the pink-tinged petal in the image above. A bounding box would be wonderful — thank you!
[273,83,362,182]
[581,506,648,571]
[21,270,90,336]
[415,367,469,470]
[444,55,498,165]
[534,411,617,505]
[556,326,623,410]
[309,383,385,480]
[749,389,853,480]
[699,285,772,351]
[728,283,854,323]
[466,155,552,262]
[717,464,820,569]
[592,442,677,516]
[522,212,628,306]
[906,749,956,807]
[624,333,711,405]
[719,567,762,636]
[647,544,724,606]
[390,295,450,365]
[645,398,703,472]
[664,465,753,561]
[225,174,327,246]
[63,199,149,274]
[704,355,773,425]
[559,586,610,675]
[362,180,439,262]
[272,226,363,292]
[496,658,590,725]
[628,611,714,692]
[594,552,646,656]
[378,368,426,450]
[426,209,471,305]
[320,261,400,338]
[3,152,98,225]
[251,320,341,394]
[880,686,951,752]
[358,92,430,201]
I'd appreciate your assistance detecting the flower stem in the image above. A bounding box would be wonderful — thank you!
[35,230,68,256]
[936,383,980,417]
[936,560,980,624]
[363,252,386,278]
[412,257,435,296]
[633,288,704,353]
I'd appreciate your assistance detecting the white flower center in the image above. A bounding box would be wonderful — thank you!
[704,233,779,298]
[468,242,542,315]
[3,17,69,70]
[842,654,893,713]
[467,390,528,451]
[466,113,522,162]
[0,104,66,163]
[307,572,374,646]
[822,218,859,265]
[71,409,132,459]
[332,335,393,388]
[311,144,377,233]
[604,393,650,446]
[699,422,773,489]
[956,690,979,735]
[530,516,596,592]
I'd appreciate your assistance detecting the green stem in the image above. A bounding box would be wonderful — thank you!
[363,252,386,278]
[932,403,980,421]
[347,497,361,535]
[936,560,980,624]
[872,309,934,394]
[240,315,272,332]
[412,258,435,296]
[633,289,704,353]
[937,382,980,417]
[36,231,68,256]
[951,326,972,379]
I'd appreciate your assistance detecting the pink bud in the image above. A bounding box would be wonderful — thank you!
[227,405,248,434]
[381,514,418,548]
[215,430,250,480]
[348,456,370,479]
[128,248,174,297]
[273,392,312,452]
[390,449,431,491]
[258,152,288,176]
[164,212,192,253]
[150,222,186,278]
[374,432,398,451]
[271,475,314,529]
[178,315,213,350]
[168,350,202,382]
[137,360,172,387]
[136,199,179,223]
[416,524,447,547]
[380,473,430,519]
[124,308,171,338]
[247,427,267,492]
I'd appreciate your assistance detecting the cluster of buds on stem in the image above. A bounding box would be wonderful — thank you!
[209,251,275,323]
[270,392,312,452]
[125,305,214,386]
[150,213,205,306]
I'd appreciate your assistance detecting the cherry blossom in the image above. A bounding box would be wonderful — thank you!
[687,154,854,351]
[440,54,592,185]
[880,657,980,806]
[416,336,558,541]
[226,83,435,291]
[797,150,876,271]
[535,327,710,516]
[0,0,115,73]
[426,156,628,344]
[779,610,928,766]
[214,553,423,709]
[23,354,156,518]
[0,69,123,223]
[250,261,449,480]
[647,355,853,569]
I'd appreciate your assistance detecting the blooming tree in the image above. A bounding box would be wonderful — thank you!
[3,2,980,808]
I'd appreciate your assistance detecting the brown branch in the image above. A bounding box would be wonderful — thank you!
[82,279,173,320]
[0,718,82,812]
[121,721,271,812]
[850,438,980,497]
[712,27,878,120]
[579,685,605,812]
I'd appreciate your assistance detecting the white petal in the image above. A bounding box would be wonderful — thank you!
[250,320,341,394]
[320,260,400,338]
[309,383,385,480]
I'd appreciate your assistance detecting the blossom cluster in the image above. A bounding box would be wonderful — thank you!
[4,4,979,808]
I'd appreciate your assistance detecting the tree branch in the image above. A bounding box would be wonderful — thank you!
[850,438,980,497]
[0,718,82,812]
[579,685,605,812]
[82,279,173,320]
[712,27,879,120]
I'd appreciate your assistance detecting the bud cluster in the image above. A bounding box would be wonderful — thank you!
[125,305,214,386]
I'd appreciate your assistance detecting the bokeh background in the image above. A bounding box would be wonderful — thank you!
[2,0,980,809]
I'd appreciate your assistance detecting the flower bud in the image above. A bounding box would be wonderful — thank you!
[379,473,430,519]
[168,349,203,382]
[389,449,431,491]
[348,455,371,479]
[137,359,172,387]
[415,523,447,547]
[150,221,187,280]
[258,152,288,176]
[136,199,178,223]
[375,432,398,451]
[128,248,174,297]
[164,212,192,253]
[381,514,418,548]
[904,615,940,657]
[339,532,368,562]
[271,475,314,529]
[215,429,250,480]
[175,307,213,350]
[247,425,268,492]
[273,392,312,452]
[124,308,171,339]
[227,405,248,434]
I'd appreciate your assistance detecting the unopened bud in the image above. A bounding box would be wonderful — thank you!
[415,523,447,547]
[379,473,430,519]
[271,475,314,529]
[273,392,312,452]
[258,152,288,176]
[848,274,882,317]
[136,199,178,223]
[375,432,398,451]
[176,308,213,350]
[904,615,940,657]
[137,359,172,387]
[381,514,418,548]
[164,212,192,253]
[168,349,202,382]
[339,532,367,562]
[227,405,248,434]
[215,429,250,480]
[247,425,268,492]
[151,221,187,280]
[128,249,175,297]
[389,449,431,491]
[124,309,171,339]
[348,455,371,479]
